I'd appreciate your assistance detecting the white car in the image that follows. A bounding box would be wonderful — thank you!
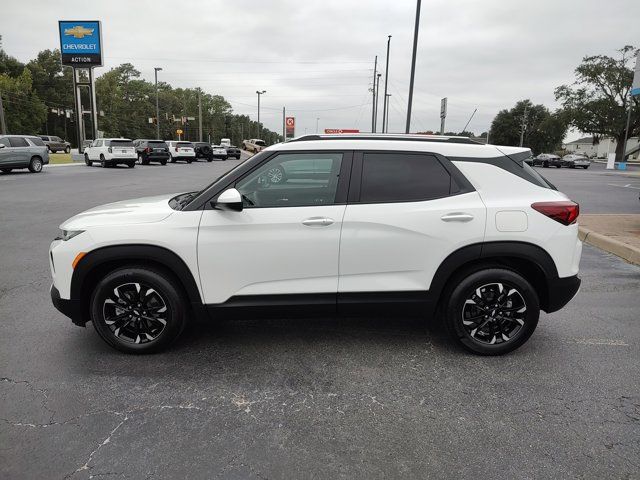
[50,134,582,355]
[166,141,195,163]
[211,145,228,160]
[84,138,137,168]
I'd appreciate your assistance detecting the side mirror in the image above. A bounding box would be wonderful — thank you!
[213,188,243,212]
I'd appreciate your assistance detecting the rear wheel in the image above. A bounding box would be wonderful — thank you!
[543,161,548,168]
[90,266,187,354]
[160,159,167,166]
[100,154,108,167]
[28,157,43,173]
[84,154,92,166]
[127,162,135,168]
[186,159,193,164]
[444,268,540,355]
[583,165,589,169]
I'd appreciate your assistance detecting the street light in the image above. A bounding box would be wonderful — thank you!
[256,90,266,138]
[154,67,162,139]
[385,93,392,133]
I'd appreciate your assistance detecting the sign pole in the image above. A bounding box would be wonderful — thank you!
[72,70,84,152]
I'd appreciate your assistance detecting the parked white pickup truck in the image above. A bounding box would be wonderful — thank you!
[242,139,266,153]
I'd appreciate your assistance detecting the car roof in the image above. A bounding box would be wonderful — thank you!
[267,134,530,159]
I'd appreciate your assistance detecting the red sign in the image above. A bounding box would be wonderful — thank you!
[285,117,295,137]
[324,129,360,134]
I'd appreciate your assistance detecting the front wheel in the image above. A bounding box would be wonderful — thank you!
[28,157,43,173]
[444,268,540,355]
[84,154,92,166]
[64,146,71,154]
[90,266,187,353]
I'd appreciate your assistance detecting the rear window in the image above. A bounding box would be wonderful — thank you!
[108,140,134,147]
[39,135,48,140]
[177,142,193,147]
[360,153,451,203]
[148,141,167,147]
[9,137,29,147]
[255,140,266,146]
[29,137,45,146]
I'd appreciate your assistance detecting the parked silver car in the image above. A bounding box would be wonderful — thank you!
[562,154,590,169]
[38,135,71,153]
[0,135,50,173]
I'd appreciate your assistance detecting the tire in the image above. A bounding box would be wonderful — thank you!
[1,168,12,173]
[28,156,43,173]
[207,158,213,162]
[64,146,71,154]
[186,159,193,164]
[444,268,540,355]
[236,155,241,160]
[266,165,286,184]
[160,159,167,166]
[137,154,143,165]
[556,165,561,168]
[569,165,575,169]
[542,161,548,168]
[222,156,228,161]
[127,162,135,168]
[100,154,107,168]
[170,156,176,163]
[583,166,589,169]
[90,266,187,354]
[84,154,92,166]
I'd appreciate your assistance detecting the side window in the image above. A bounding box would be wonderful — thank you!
[235,152,343,208]
[9,137,29,147]
[359,153,451,203]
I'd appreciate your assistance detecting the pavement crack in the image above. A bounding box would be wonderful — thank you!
[1,376,56,424]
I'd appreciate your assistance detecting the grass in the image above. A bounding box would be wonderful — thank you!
[48,153,74,164]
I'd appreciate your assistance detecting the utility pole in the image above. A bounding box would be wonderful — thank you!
[154,67,162,138]
[0,92,6,134]
[519,105,528,147]
[382,35,392,134]
[256,90,266,138]
[371,56,377,132]
[406,0,422,133]
[385,94,391,133]
[198,89,203,142]
[374,73,382,132]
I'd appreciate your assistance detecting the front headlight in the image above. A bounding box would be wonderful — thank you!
[57,229,85,241]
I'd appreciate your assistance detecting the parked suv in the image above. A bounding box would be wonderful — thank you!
[134,139,170,165]
[224,145,241,160]
[166,141,195,163]
[50,134,582,355]
[39,135,71,153]
[193,142,213,161]
[84,138,137,168]
[0,135,49,173]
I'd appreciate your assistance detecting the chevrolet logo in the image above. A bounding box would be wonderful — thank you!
[64,26,94,39]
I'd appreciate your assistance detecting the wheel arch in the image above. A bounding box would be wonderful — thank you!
[71,244,206,326]
[430,241,559,313]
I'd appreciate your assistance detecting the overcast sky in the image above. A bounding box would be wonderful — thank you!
[2,0,639,139]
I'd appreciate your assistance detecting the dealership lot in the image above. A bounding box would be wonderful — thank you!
[1,158,639,479]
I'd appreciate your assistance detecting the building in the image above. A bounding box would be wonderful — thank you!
[563,136,639,159]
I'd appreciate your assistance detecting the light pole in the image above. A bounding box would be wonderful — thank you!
[406,0,422,133]
[382,35,392,134]
[374,73,382,132]
[385,94,391,133]
[256,90,266,138]
[154,67,162,139]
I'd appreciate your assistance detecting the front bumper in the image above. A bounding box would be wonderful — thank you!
[50,284,85,326]
[545,275,581,313]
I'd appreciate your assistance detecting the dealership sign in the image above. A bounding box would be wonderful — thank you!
[58,20,103,66]
[632,54,640,97]
[285,117,295,137]
[324,129,360,134]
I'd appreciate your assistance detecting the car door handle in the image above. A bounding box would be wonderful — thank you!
[302,217,334,227]
[441,212,474,222]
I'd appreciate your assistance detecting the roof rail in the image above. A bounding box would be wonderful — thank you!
[287,134,482,145]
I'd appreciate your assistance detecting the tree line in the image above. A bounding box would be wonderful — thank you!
[0,49,281,147]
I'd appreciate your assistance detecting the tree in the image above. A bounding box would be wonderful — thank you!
[0,68,47,134]
[489,100,567,154]
[555,45,639,162]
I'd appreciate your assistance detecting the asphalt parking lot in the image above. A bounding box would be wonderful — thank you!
[1,157,639,479]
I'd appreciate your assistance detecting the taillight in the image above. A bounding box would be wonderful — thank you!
[531,201,579,226]
[146,147,152,153]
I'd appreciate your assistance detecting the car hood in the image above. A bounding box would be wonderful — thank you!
[60,193,179,230]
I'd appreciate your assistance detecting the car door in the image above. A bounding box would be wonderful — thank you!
[0,137,12,167]
[8,137,31,166]
[338,151,486,299]
[197,150,351,306]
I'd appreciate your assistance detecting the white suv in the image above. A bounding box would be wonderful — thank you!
[84,138,137,168]
[50,134,582,355]
[166,141,195,163]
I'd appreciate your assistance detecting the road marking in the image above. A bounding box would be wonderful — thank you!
[607,183,640,190]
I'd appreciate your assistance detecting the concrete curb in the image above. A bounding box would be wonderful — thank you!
[579,227,640,266]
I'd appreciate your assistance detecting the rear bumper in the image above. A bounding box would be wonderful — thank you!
[50,284,85,326]
[545,275,581,313]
